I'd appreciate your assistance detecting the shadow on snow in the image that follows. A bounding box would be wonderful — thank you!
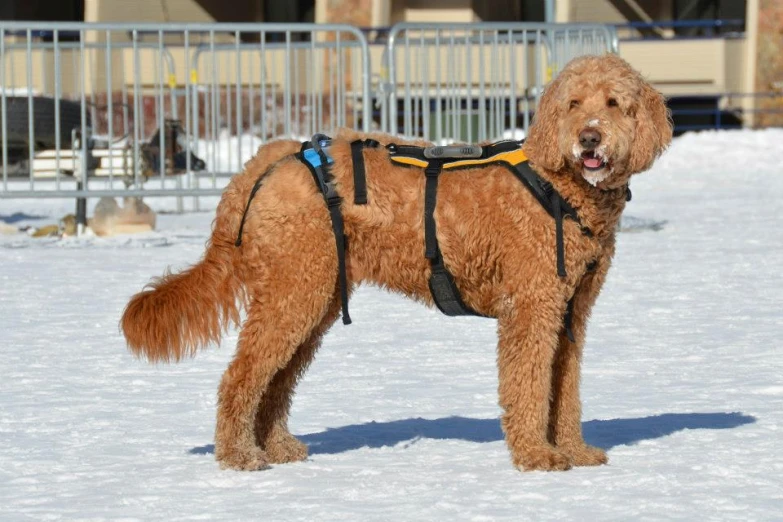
[189,411,755,456]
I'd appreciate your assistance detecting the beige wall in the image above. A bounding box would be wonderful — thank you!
[618,39,748,96]
[84,0,214,23]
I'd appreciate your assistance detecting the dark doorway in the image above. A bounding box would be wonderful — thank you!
[0,0,84,22]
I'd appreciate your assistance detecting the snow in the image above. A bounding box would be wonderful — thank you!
[1,128,783,521]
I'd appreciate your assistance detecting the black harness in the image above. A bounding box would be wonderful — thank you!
[236,134,600,341]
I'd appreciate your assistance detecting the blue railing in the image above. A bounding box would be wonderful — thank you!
[615,19,745,40]
[667,92,783,133]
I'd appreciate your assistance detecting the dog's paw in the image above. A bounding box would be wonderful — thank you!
[559,443,608,467]
[514,445,573,472]
[263,431,309,464]
[216,446,271,471]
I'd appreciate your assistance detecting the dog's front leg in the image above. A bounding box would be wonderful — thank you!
[548,264,610,467]
[497,293,572,472]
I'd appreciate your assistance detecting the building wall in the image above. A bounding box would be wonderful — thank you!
[83,0,214,23]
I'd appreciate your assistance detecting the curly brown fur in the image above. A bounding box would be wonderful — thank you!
[120,53,671,472]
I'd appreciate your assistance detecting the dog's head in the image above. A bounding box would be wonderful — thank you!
[524,53,672,190]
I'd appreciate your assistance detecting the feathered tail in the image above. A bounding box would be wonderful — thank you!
[120,139,304,363]
[120,217,241,363]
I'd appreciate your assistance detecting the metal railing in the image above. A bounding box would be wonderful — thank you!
[1,20,620,215]
[0,22,372,206]
[379,22,618,143]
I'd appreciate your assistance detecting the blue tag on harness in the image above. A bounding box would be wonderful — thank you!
[303,147,333,168]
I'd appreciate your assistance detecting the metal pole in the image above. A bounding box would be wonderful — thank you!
[545,0,555,23]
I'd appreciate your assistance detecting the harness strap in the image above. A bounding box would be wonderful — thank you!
[295,136,352,325]
[509,163,583,278]
[422,160,482,317]
[350,139,380,205]
[235,171,268,247]
[327,193,352,325]
[424,162,442,260]
[541,181,568,278]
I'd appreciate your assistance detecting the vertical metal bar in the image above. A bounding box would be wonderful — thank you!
[337,31,343,129]
[79,28,89,232]
[1,29,7,190]
[132,29,141,184]
[210,30,217,174]
[523,29,529,131]
[420,31,428,140]
[387,31,397,134]
[488,30,495,139]
[452,29,460,141]
[412,32,419,138]
[361,29,370,133]
[190,35,200,190]
[352,42,358,131]
[329,33,335,133]
[105,30,113,183]
[477,29,485,141]
[184,29,196,209]
[26,30,34,191]
[54,30,62,189]
[71,48,78,100]
[284,31,292,137]
[166,50,177,122]
[248,35,255,139]
[236,30,242,173]
[120,49,129,138]
[434,31,441,142]
[310,34,316,136]
[464,30,472,143]
[509,29,517,137]
[294,34,300,135]
[404,31,411,137]
[158,30,166,183]
[534,30,542,109]
[261,31,267,142]
[493,29,501,139]
[88,46,97,138]
[225,43,232,173]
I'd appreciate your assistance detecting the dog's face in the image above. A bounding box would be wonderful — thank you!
[525,54,672,190]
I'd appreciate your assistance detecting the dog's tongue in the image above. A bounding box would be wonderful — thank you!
[583,157,603,169]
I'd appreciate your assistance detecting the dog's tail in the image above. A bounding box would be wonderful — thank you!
[120,212,241,363]
[120,139,304,363]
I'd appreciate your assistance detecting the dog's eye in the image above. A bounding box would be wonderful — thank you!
[569,100,580,110]
[607,98,619,107]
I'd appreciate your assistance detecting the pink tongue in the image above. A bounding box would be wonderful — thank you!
[583,157,603,169]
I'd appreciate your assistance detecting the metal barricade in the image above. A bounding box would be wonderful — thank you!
[0,22,372,206]
[379,22,618,143]
[188,25,371,178]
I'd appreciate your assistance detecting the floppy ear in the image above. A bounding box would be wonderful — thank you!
[627,80,673,174]
[524,72,567,172]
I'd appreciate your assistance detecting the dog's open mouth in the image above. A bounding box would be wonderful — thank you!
[581,151,608,171]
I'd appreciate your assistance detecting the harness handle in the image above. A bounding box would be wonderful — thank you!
[423,145,483,159]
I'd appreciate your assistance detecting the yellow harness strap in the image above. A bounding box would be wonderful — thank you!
[389,148,528,171]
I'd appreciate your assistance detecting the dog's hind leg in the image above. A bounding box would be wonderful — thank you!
[548,268,609,467]
[214,236,339,471]
[497,290,573,472]
[254,294,343,464]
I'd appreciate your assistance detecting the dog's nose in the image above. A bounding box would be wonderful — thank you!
[579,129,602,150]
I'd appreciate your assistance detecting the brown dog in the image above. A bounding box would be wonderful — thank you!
[121,53,672,472]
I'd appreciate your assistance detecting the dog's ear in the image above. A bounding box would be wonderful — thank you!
[524,73,567,172]
[627,80,673,174]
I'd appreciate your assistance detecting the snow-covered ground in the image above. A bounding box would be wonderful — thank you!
[1,128,782,521]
